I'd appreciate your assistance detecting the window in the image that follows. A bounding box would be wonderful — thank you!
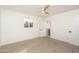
[24,18,33,28]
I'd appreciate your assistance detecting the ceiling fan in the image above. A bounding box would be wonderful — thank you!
[41,5,50,14]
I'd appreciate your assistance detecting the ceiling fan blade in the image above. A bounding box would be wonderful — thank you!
[44,5,49,11]
[41,10,49,14]
[45,11,49,14]
[42,5,49,11]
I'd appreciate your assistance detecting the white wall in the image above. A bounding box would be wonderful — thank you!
[47,9,79,46]
[0,9,44,45]
[0,9,1,45]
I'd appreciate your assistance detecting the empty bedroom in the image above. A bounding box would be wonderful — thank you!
[0,5,79,53]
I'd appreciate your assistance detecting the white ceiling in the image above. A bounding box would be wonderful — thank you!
[0,5,79,18]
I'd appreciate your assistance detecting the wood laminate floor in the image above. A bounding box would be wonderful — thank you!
[0,37,79,53]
